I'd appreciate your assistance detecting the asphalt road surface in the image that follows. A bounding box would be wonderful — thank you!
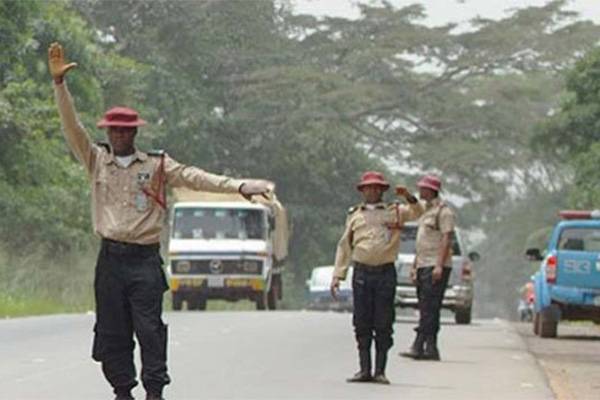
[1,312,554,400]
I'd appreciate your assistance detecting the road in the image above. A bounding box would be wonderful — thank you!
[0,312,554,400]
[515,321,600,400]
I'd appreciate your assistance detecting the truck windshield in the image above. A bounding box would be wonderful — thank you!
[172,208,266,240]
[558,228,600,252]
[399,225,462,255]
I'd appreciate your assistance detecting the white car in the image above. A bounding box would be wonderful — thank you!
[394,222,479,324]
[306,266,353,312]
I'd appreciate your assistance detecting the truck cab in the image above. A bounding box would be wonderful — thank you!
[526,210,600,337]
[168,189,288,311]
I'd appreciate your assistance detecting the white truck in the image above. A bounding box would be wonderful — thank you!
[167,188,289,311]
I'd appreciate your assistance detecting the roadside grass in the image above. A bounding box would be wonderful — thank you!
[0,245,96,318]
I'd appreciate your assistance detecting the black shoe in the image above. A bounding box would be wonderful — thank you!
[399,348,424,359]
[419,335,441,361]
[372,374,390,385]
[346,371,373,383]
[145,395,164,400]
[115,395,134,400]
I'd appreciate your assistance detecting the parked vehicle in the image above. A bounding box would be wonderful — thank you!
[168,188,289,311]
[306,266,353,312]
[526,210,600,338]
[394,222,479,324]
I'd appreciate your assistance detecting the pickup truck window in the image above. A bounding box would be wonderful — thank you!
[558,228,600,252]
[173,208,266,240]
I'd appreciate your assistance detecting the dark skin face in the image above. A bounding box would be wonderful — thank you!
[107,126,137,156]
[360,184,386,204]
[419,187,438,202]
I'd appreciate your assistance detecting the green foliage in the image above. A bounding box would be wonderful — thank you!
[1,0,600,314]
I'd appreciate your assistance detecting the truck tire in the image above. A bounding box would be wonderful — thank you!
[267,281,280,310]
[172,292,183,311]
[188,295,207,311]
[255,291,267,311]
[454,307,472,325]
[533,312,540,335]
[539,308,558,338]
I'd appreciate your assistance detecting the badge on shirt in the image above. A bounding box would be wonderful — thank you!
[135,172,151,212]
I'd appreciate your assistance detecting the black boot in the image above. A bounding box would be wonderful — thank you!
[420,335,440,361]
[114,387,134,400]
[346,349,372,383]
[372,351,390,384]
[399,332,425,359]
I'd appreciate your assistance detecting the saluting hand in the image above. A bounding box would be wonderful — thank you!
[48,42,77,83]
[395,186,409,197]
[330,277,340,300]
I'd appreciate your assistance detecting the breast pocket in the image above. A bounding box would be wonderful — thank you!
[95,175,111,204]
[422,215,437,230]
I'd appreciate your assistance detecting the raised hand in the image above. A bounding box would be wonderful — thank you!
[48,42,77,83]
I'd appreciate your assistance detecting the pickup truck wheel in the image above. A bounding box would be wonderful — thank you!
[172,293,183,311]
[533,312,540,335]
[539,309,558,338]
[454,307,472,324]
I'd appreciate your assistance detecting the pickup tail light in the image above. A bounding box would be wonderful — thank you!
[461,260,472,281]
[545,255,557,284]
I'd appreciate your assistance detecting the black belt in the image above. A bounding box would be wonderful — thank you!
[353,262,395,273]
[101,238,159,256]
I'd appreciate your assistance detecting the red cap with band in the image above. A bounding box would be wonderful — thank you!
[356,171,390,191]
[97,106,147,128]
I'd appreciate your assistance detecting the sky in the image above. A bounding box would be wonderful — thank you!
[291,0,600,25]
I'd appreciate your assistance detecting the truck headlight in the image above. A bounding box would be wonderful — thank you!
[175,260,191,273]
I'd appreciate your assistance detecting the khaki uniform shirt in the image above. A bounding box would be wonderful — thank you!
[333,201,424,279]
[415,198,456,268]
[54,83,244,245]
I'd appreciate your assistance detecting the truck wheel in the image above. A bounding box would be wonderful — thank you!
[454,307,472,325]
[188,295,207,311]
[255,291,267,311]
[172,293,183,311]
[539,307,558,338]
[533,312,540,335]
[267,282,280,310]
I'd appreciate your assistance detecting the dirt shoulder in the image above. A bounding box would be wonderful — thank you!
[514,321,600,400]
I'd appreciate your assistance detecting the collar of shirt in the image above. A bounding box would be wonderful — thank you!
[104,148,148,166]
[362,202,386,211]
[426,197,442,210]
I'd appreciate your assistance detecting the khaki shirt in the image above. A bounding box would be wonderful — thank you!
[415,198,456,268]
[54,83,244,245]
[333,201,424,279]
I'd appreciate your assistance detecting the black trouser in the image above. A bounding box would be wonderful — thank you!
[92,239,171,396]
[352,263,397,374]
[416,266,451,336]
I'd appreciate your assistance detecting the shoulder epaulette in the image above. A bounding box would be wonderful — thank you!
[348,205,360,215]
[147,149,165,157]
[95,141,111,153]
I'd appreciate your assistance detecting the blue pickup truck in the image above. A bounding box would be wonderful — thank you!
[526,210,600,338]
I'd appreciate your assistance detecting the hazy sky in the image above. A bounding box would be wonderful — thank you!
[292,0,600,25]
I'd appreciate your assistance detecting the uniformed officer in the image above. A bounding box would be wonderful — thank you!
[330,171,423,384]
[400,175,455,361]
[48,43,272,400]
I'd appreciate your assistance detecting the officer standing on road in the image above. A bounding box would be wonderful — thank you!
[400,175,455,361]
[330,171,423,384]
[48,42,272,400]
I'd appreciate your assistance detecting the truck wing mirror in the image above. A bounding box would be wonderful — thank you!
[268,215,276,231]
[525,248,543,261]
